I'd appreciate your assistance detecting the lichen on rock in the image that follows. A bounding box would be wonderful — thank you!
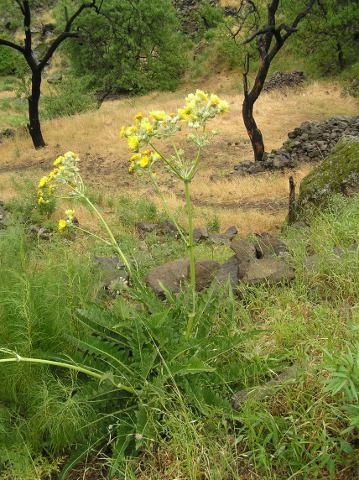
[295,136,359,220]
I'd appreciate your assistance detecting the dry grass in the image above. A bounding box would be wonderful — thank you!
[0,76,357,235]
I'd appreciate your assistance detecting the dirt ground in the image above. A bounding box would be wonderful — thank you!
[0,75,358,234]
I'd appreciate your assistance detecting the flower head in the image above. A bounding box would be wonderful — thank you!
[58,219,67,232]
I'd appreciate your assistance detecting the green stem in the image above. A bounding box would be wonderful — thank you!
[149,174,189,247]
[149,142,182,179]
[184,180,195,288]
[184,179,197,340]
[0,356,137,394]
[74,226,113,247]
[82,195,132,274]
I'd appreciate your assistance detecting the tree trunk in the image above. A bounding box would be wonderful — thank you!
[242,95,265,162]
[28,69,46,149]
[242,52,270,162]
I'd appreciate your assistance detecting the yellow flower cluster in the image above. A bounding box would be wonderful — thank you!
[178,90,229,127]
[128,150,160,175]
[120,90,229,177]
[37,152,80,205]
[58,209,76,233]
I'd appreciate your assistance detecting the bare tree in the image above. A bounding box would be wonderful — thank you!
[236,0,317,162]
[0,1,102,149]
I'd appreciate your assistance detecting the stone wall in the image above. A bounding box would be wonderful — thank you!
[234,115,359,175]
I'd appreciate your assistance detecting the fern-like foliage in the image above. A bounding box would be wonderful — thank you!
[61,282,260,476]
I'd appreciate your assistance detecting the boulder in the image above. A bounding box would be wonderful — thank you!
[192,260,220,291]
[240,257,295,285]
[295,136,359,220]
[144,258,190,298]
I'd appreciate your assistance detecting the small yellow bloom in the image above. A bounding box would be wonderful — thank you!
[150,110,166,121]
[48,185,54,194]
[37,197,44,205]
[130,153,141,162]
[209,94,220,107]
[129,162,135,173]
[134,112,143,121]
[65,209,75,217]
[141,120,153,132]
[119,126,126,138]
[38,176,48,188]
[59,165,66,172]
[139,156,149,168]
[142,149,151,156]
[218,100,229,114]
[53,155,64,166]
[195,89,208,101]
[58,219,67,232]
[128,136,139,151]
[37,190,42,197]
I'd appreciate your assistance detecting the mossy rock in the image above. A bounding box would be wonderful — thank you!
[295,136,359,220]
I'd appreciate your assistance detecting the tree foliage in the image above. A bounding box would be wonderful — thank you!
[290,0,359,74]
[63,0,187,95]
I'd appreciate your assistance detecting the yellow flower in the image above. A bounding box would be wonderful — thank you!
[139,156,149,168]
[142,149,151,156]
[130,153,141,162]
[135,112,143,121]
[178,105,193,120]
[150,110,166,121]
[58,219,67,232]
[209,94,220,107]
[129,162,135,173]
[195,89,208,101]
[218,100,229,114]
[65,209,75,217]
[59,165,66,172]
[128,136,139,151]
[48,185,54,194]
[141,120,153,132]
[119,126,126,138]
[37,197,44,205]
[53,155,64,166]
[37,190,42,197]
[38,176,48,188]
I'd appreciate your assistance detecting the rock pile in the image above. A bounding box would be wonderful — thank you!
[233,115,359,175]
[144,232,296,298]
[172,0,219,35]
[263,70,306,92]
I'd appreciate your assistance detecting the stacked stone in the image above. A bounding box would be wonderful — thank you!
[233,115,359,175]
[263,70,306,92]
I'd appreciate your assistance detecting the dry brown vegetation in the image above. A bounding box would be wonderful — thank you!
[0,74,358,234]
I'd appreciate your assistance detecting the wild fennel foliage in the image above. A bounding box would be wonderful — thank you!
[62,283,257,473]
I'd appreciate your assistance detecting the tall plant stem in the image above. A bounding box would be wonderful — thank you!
[0,356,137,394]
[83,196,132,274]
[184,179,197,340]
[184,180,195,289]
[149,175,188,246]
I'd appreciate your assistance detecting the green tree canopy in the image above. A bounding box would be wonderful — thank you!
[63,0,187,95]
[290,0,359,74]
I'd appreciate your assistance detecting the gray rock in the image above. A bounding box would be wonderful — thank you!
[193,227,209,242]
[0,201,8,228]
[135,221,159,235]
[192,260,220,291]
[230,238,257,261]
[212,255,240,291]
[253,233,289,258]
[240,257,295,285]
[92,256,129,293]
[144,258,190,298]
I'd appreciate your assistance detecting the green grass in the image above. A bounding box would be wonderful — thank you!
[0,189,358,479]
